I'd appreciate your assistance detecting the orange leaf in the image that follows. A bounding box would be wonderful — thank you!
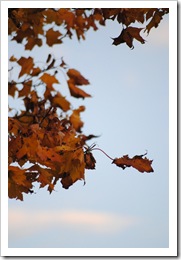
[70,106,85,132]
[8,82,18,97]
[112,153,154,173]
[68,79,91,99]
[18,81,32,97]
[46,28,62,46]
[67,69,89,85]
[17,56,34,78]
[61,148,85,189]
[9,55,17,62]
[25,37,42,50]
[51,93,70,111]
[8,165,33,200]
[40,73,59,90]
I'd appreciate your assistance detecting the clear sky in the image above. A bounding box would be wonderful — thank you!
[8,7,170,251]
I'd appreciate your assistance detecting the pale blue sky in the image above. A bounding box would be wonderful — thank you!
[8,9,169,249]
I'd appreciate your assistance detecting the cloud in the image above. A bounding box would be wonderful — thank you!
[9,208,139,240]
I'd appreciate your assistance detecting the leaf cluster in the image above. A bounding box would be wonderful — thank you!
[8,8,168,200]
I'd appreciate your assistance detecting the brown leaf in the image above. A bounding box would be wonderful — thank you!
[17,56,34,78]
[112,27,145,49]
[51,93,70,112]
[8,82,18,97]
[46,28,62,46]
[40,73,59,90]
[84,152,96,169]
[61,148,85,189]
[8,165,33,200]
[145,10,163,34]
[68,79,91,99]
[9,55,17,62]
[18,81,32,97]
[25,37,42,50]
[112,28,133,48]
[67,69,89,85]
[69,106,85,132]
[112,153,154,173]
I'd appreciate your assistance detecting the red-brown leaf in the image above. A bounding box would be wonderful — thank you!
[112,153,154,173]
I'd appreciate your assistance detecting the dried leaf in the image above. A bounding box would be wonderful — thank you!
[46,28,62,46]
[9,55,17,62]
[17,56,34,78]
[70,106,85,132]
[25,37,42,50]
[112,27,145,49]
[68,79,91,99]
[112,153,154,173]
[40,73,59,90]
[67,69,89,85]
[84,152,96,169]
[51,93,70,111]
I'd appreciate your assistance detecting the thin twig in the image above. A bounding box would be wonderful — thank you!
[92,148,114,161]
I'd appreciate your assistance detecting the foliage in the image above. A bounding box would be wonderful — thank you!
[8,8,168,200]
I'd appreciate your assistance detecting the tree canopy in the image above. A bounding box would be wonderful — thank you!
[8,8,168,200]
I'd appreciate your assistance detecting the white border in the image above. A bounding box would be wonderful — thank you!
[1,1,177,256]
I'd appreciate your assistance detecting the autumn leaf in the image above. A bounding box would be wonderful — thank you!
[70,106,85,132]
[51,93,70,112]
[84,152,96,169]
[68,79,91,99]
[112,27,145,49]
[9,55,17,62]
[40,73,59,90]
[18,81,32,97]
[112,153,154,173]
[67,69,90,85]
[8,165,33,200]
[61,148,85,189]
[17,56,34,78]
[25,37,42,50]
[8,82,18,97]
[145,10,164,34]
[46,28,62,46]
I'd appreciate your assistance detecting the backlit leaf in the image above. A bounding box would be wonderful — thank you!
[67,69,89,85]
[68,79,91,99]
[40,73,59,90]
[17,56,34,78]
[70,106,85,132]
[46,28,62,46]
[112,153,154,173]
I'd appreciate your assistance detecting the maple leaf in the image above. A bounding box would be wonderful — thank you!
[25,37,42,50]
[112,153,154,173]
[84,152,96,169]
[112,27,145,49]
[40,73,59,90]
[51,93,70,112]
[8,165,33,200]
[8,82,18,97]
[145,10,164,34]
[67,69,90,85]
[17,56,34,78]
[46,28,62,46]
[68,79,91,99]
[18,81,32,97]
[70,106,85,132]
[61,148,85,189]
[9,55,17,62]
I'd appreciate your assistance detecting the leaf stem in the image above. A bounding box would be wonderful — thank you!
[92,148,114,161]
